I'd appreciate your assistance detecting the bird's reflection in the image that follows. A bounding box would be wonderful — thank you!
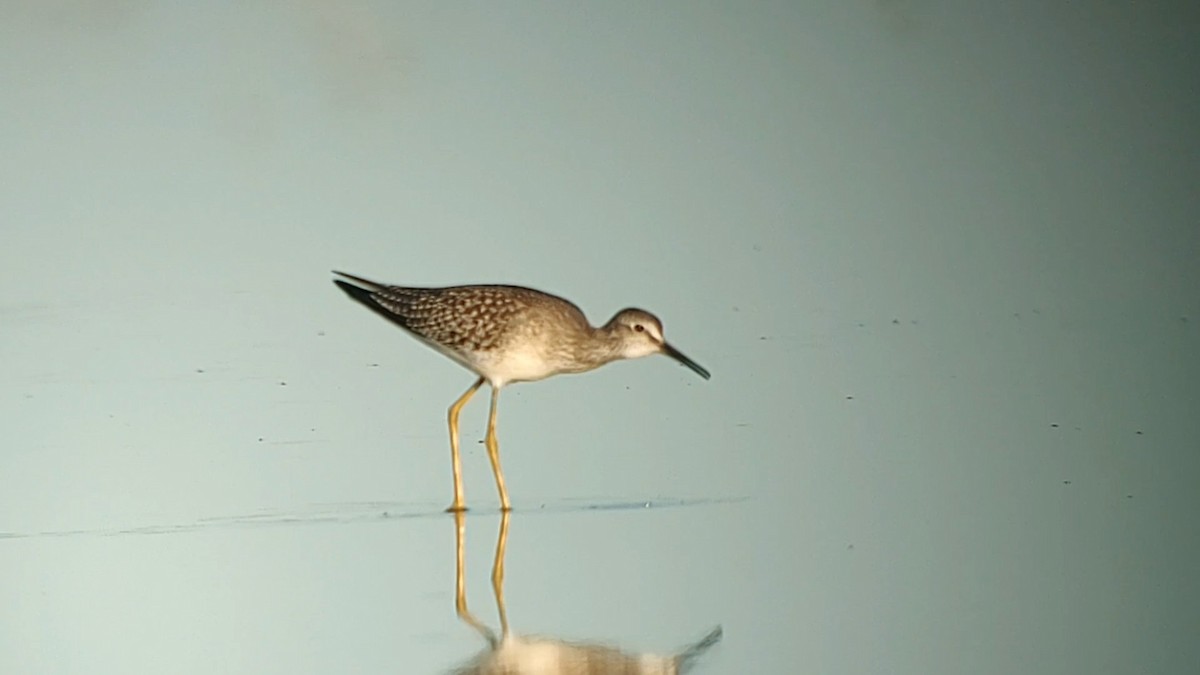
[450,511,722,674]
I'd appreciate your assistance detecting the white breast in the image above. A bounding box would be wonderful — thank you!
[477,342,560,387]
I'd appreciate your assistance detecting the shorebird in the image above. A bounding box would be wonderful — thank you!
[332,271,710,511]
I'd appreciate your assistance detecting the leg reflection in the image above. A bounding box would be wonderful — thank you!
[449,511,722,673]
[453,510,511,646]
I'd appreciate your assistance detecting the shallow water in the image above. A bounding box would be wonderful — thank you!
[3,3,1198,673]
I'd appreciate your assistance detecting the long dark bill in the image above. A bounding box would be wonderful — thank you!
[662,342,711,380]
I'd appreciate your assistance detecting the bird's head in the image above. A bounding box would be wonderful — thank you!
[605,308,710,379]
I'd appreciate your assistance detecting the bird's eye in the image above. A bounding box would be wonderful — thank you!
[633,324,645,332]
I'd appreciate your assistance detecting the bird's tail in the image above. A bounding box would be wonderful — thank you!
[331,271,415,332]
[331,270,386,291]
[676,626,723,673]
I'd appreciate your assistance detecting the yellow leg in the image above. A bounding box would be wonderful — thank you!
[484,386,511,511]
[447,377,485,512]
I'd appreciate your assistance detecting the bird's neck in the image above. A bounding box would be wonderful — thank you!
[564,325,626,373]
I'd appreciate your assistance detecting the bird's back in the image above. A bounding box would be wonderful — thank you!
[334,273,596,384]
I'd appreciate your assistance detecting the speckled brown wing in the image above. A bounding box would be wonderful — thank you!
[368,285,538,353]
[334,273,590,361]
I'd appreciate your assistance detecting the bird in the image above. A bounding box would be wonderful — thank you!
[331,270,711,512]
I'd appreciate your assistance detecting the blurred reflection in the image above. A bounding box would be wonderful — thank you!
[450,511,722,674]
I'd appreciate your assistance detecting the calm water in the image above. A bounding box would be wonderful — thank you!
[3,3,1197,673]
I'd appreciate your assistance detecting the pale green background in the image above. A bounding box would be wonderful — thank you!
[2,2,1197,673]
